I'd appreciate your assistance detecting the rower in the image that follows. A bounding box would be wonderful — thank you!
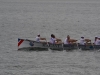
[49,34,62,44]
[79,37,85,45]
[94,36,98,45]
[64,35,77,45]
[95,37,100,45]
[64,35,70,44]
[49,34,56,44]
[35,34,46,42]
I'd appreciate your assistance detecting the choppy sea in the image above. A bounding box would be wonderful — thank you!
[0,0,100,75]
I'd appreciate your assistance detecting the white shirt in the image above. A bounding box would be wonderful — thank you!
[79,38,85,45]
[35,36,40,42]
[95,39,100,45]
[94,40,97,45]
[64,38,69,44]
[50,38,56,44]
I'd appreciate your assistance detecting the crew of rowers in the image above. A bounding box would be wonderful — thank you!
[35,34,100,45]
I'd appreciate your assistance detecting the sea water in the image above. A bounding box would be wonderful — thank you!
[0,0,100,75]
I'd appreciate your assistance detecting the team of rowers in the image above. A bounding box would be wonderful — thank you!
[35,34,100,45]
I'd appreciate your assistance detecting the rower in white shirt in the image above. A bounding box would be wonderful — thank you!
[35,34,46,42]
[64,35,70,44]
[35,34,41,42]
[79,37,85,45]
[50,34,62,44]
[50,34,56,44]
[64,35,77,44]
[95,37,100,45]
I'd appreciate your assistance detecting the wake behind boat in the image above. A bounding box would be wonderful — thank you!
[18,38,100,51]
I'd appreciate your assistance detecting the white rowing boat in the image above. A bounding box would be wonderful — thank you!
[18,38,100,51]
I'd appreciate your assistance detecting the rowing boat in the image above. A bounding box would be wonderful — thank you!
[18,38,100,51]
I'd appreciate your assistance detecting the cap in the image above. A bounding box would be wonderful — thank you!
[81,36,84,38]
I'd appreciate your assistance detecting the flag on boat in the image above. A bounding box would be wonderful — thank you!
[18,38,24,47]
